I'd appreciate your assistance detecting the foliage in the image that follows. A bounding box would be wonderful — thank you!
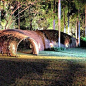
[81,37,86,42]
[0,0,86,36]
[45,47,66,52]
[54,47,66,51]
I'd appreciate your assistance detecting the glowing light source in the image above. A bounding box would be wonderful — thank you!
[65,43,69,47]
[50,43,53,48]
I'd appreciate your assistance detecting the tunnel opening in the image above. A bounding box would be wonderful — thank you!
[17,37,39,55]
[17,38,33,54]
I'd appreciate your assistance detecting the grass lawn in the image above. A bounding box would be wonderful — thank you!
[0,47,86,86]
[0,47,86,59]
[39,47,86,57]
[17,47,86,60]
[0,59,86,86]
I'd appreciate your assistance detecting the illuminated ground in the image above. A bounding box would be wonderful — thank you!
[0,48,86,85]
[0,48,86,60]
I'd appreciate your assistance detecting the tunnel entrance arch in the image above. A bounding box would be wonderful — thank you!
[17,37,39,55]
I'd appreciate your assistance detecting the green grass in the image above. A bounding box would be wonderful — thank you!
[0,48,86,85]
[0,47,86,59]
[39,48,86,58]
[0,59,86,86]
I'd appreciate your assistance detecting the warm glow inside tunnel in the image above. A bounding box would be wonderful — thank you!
[17,37,39,55]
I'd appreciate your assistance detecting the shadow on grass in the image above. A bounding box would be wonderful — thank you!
[0,59,86,86]
[0,60,47,86]
[52,61,86,86]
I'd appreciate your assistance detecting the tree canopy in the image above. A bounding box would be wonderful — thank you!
[0,0,86,37]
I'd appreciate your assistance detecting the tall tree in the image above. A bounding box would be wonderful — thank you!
[53,0,55,30]
[61,0,67,33]
[63,7,66,33]
[1,0,38,29]
[18,1,20,29]
[77,4,80,47]
[74,0,82,46]
[0,1,1,29]
[85,4,86,37]
[76,17,78,39]
[58,0,61,47]
[67,0,70,34]
[0,10,1,29]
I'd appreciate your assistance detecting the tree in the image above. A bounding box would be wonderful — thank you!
[67,0,70,34]
[53,0,56,30]
[0,0,39,30]
[61,0,68,33]
[1,0,86,34]
[58,0,61,47]
[74,0,82,46]
[0,10,1,29]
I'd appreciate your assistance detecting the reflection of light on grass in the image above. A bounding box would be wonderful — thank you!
[0,48,86,60]
[10,52,86,60]
[0,53,86,61]
[2,56,86,60]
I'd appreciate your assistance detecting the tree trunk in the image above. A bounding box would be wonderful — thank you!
[53,0,55,30]
[30,19,32,30]
[18,2,20,29]
[18,13,20,29]
[68,0,69,34]
[0,10,1,30]
[78,21,80,46]
[58,0,61,47]
[85,4,86,37]
[63,7,66,33]
[83,16,85,37]
[5,18,8,29]
[76,18,78,39]
[78,10,80,47]
[53,18,55,30]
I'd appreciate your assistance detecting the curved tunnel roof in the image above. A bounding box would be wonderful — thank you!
[0,29,77,56]
[0,29,40,56]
